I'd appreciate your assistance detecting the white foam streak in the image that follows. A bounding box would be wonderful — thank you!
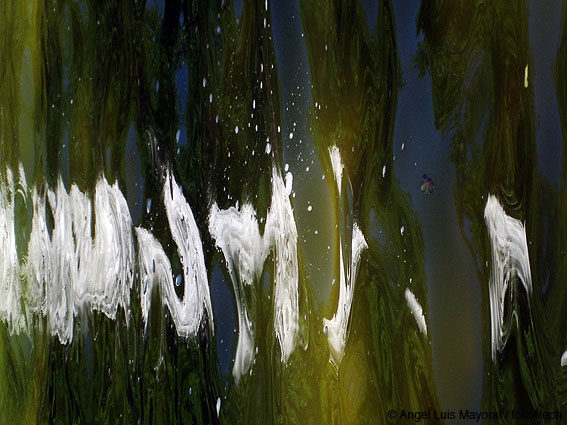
[0,169,23,331]
[135,227,175,330]
[23,176,135,343]
[324,146,368,367]
[324,223,367,367]
[405,288,427,335]
[69,185,93,307]
[209,166,300,370]
[266,167,299,362]
[328,145,343,196]
[209,203,265,382]
[484,194,532,361]
[85,179,135,318]
[161,170,213,337]
[1,165,213,343]
[26,187,50,317]
[44,180,76,342]
[209,203,267,286]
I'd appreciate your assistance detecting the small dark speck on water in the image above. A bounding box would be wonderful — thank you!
[421,174,435,195]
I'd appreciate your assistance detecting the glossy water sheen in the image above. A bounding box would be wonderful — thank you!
[0,0,566,424]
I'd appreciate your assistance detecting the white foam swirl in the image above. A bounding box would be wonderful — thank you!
[0,169,23,332]
[209,203,265,382]
[328,145,343,196]
[135,226,175,331]
[405,288,427,335]
[323,146,368,367]
[324,223,367,367]
[209,165,300,374]
[24,176,135,343]
[484,194,532,361]
[266,166,299,363]
[1,165,213,343]
[158,170,213,337]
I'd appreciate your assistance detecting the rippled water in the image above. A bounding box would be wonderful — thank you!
[1,0,566,424]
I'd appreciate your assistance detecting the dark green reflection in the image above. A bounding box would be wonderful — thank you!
[300,0,442,423]
[417,0,565,420]
[5,0,565,424]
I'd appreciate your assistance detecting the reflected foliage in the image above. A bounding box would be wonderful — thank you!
[417,0,566,420]
[300,1,442,423]
[1,0,566,424]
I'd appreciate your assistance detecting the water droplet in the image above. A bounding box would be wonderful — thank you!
[175,274,182,287]
[323,326,328,336]
[289,132,294,139]
[285,172,293,195]
[307,205,312,212]
[146,199,152,214]
[235,126,239,134]
[400,226,405,235]
[216,398,221,417]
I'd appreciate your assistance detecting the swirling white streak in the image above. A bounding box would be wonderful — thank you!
[0,169,23,332]
[266,166,299,363]
[324,146,367,368]
[405,288,427,335]
[2,162,297,352]
[161,170,213,337]
[329,145,343,197]
[209,203,266,382]
[484,194,532,362]
[0,166,212,344]
[136,172,213,338]
[208,165,299,375]
[23,176,135,343]
[324,223,367,367]
[1,166,213,343]
[136,227,175,330]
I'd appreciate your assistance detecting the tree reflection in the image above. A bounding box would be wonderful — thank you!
[417,0,564,418]
[300,0,442,423]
